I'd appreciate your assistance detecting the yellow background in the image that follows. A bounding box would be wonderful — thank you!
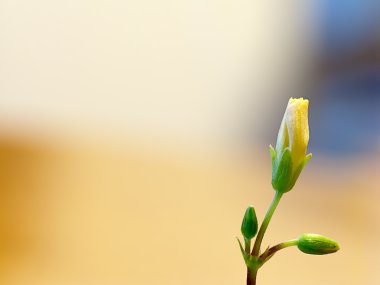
[0,1,379,284]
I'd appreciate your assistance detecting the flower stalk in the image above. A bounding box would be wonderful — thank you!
[251,191,282,256]
[236,98,340,285]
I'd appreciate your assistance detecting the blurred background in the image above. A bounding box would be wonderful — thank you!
[0,1,379,284]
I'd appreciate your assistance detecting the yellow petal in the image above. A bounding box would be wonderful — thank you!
[285,98,309,169]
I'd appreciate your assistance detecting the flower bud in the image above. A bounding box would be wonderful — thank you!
[241,206,258,240]
[297,233,340,255]
[270,98,312,193]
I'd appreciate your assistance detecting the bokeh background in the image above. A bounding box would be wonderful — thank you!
[0,1,379,284]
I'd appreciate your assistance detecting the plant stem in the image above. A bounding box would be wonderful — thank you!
[268,239,298,255]
[260,239,298,262]
[251,191,283,256]
[244,238,251,254]
[247,268,257,285]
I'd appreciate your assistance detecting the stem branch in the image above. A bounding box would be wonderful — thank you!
[260,239,298,262]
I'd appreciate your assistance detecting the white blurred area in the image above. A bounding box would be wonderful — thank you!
[0,0,315,147]
[0,1,379,285]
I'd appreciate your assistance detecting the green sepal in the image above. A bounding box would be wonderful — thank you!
[269,145,276,176]
[269,145,276,160]
[271,147,293,193]
[236,236,246,259]
[241,206,258,239]
[287,153,312,190]
[236,237,263,271]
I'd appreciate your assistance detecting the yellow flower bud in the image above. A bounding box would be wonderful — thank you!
[270,98,312,193]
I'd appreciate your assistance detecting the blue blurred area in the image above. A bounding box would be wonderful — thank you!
[309,67,380,156]
[321,0,379,57]
[311,0,380,157]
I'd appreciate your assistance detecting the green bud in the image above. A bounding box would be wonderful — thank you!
[241,206,258,240]
[297,233,340,255]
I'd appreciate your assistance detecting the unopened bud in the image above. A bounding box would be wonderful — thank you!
[297,233,340,255]
[271,98,312,193]
[241,206,258,240]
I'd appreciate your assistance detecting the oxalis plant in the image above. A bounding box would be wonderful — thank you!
[236,98,340,285]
